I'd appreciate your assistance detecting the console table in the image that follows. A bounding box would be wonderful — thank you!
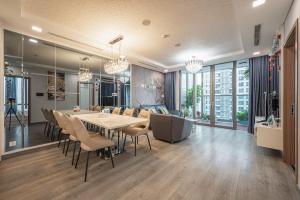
[254,122,283,151]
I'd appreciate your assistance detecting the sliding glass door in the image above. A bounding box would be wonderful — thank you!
[180,60,249,130]
[214,62,233,127]
[195,67,211,124]
[180,71,193,118]
[236,59,249,130]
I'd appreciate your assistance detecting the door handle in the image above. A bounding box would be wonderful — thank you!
[291,104,295,116]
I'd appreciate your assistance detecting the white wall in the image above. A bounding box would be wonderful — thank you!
[0,21,4,160]
[283,0,300,188]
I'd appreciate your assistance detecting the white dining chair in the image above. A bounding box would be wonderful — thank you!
[70,116,115,182]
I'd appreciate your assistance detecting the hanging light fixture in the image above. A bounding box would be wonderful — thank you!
[104,36,129,74]
[120,76,129,84]
[104,56,129,75]
[79,57,92,82]
[185,56,204,73]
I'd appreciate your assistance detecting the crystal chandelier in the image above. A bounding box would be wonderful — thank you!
[79,68,92,82]
[119,76,130,84]
[185,56,204,73]
[104,56,129,75]
[104,36,129,74]
[78,57,92,82]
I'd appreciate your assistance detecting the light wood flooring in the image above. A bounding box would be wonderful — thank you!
[0,126,299,200]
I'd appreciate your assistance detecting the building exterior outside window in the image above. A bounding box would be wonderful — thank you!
[180,59,249,129]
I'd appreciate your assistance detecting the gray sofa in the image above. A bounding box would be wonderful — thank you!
[150,113,193,143]
[140,104,182,116]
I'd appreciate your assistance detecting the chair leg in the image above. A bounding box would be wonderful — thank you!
[84,151,90,182]
[75,147,81,169]
[56,128,62,141]
[72,141,77,165]
[134,136,137,156]
[117,131,120,153]
[146,133,152,150]
[123,135,127,152]
[43,122,48,135]
[47,125,52,137]
[131,136,134,143]
[63,135,67,153]
[137,136,139,144]
[57,130,62,147]
[51,127,55,141]
[65,139,71,157]
[108,147,114,168]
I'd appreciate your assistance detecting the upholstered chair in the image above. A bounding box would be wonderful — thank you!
[112,107,121,115]
[113,108,135,152]
[122,108,135,117]
[48,109,60,141]
[53,111,70,153]
[122,109,151,156]
[41,108,50,135]
[70,116,115,182]
[94,105,101,112]
[60,114,79,162]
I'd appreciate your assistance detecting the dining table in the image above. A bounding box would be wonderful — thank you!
[73,112,148,154]
[59,109,99,116]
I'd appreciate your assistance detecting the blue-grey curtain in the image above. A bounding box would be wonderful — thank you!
[164,72,176,110]
[248,55,269,133]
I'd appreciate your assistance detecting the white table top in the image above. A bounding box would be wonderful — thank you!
[74,113,148,130]
[59,109,99,115]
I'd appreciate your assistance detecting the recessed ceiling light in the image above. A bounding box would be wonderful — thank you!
[32,26,42,33]
[164,69,168,73]
[252,0,265,8]
[175,43,181,47]
[253,51,260,56]
[162,34,170,39]
[29,38,38,44]
[142,19,151,26]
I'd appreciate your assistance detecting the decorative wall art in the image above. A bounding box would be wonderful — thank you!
[48,71,65,101]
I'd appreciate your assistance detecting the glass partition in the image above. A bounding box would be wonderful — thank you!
[180,71,193,118]
[181,60,249,130]
[214,62,233,127]
[236,59,249,130]
[195,67,211,124]
[3,30,131,152]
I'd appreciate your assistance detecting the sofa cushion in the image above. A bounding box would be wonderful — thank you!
[157,105,170,115]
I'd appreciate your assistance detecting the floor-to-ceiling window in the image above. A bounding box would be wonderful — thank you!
[236,59,249,130]
[214,62,233,127]
[194,67,211,124]
[180,71,193,118]
[180,59,249,130]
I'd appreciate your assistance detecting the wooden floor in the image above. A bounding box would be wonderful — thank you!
[0,126,299,200]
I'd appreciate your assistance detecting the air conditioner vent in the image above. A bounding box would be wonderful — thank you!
[109,35,124,45]
[254,24,261,46]
[137,61,159,69]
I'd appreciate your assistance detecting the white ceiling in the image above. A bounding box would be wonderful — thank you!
[0,0,293,71]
